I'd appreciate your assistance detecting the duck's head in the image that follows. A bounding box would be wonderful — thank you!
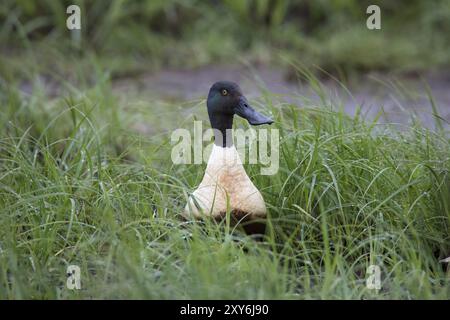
[207,81,273,147]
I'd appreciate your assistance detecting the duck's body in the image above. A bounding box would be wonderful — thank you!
[183,81,273,237]
[185,144,266,225]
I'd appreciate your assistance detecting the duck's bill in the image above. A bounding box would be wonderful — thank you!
[235,96,273,125]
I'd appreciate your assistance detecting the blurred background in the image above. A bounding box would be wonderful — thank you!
[1,0,450,127]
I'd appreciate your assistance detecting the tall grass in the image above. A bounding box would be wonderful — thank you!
[0,62,448,299]
[2,0,450,73]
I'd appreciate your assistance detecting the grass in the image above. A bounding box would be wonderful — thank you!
[2,0,450,75]
[0,58,449,299]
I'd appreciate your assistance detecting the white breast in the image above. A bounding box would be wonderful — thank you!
[184,144,267,219]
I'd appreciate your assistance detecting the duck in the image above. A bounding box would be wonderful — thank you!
[183,81,273,238]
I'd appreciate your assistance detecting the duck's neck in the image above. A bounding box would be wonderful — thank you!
[207,143,242,170]
[209,113,234,148]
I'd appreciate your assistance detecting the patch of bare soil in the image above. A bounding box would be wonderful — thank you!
[113,64,450,130]
[19,64,450,130]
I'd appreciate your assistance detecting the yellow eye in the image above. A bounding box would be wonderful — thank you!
[221,89,228,96]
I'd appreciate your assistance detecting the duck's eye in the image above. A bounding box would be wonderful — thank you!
[221,89,228,96]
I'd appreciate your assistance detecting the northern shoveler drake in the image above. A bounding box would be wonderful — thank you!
[183,81,273,238]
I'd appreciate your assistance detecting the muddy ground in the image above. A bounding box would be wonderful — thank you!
[113,65,450,131]
[20,64,450,131]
